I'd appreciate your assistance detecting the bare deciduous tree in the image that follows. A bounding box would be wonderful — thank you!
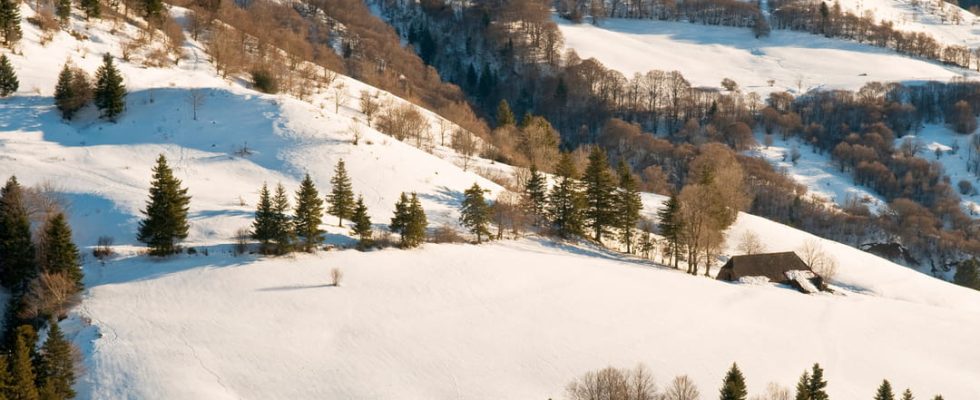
[750,382,791,400]
[662,375,700,400]
[330,267,343,286]
[20,272,81,320]
[737,231,766,255]
[798,239,839,281]
[452,129,478,171]
[565,364,658,400]
[187,88,206,121]
[332,82,349,113]
[359,90,379,127]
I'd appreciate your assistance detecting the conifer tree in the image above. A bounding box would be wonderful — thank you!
[39,213,83,289]
[0,0,22,47]
[932,395,943,400]
[523,164,547,224]
[270,183,293,254]
[0,355,12,400]
[327,159,355,226]
[9,326,38,400]
[0,177,37,292]
[390,192,411,242]
[807,364,829,400]
[547,153,584,239]
[137,155,191,256]
[496,100,515,127]
[94,53,126,122]
[0,54,17,97]
[460,183,492,243]
[293,174,324,252]
[80,0,99,19]
[350,196,372,249]
[719,362,748,400]
[794,371,811,400]
[582,147,616,242]
[405,193,427,248]
[54,62,91,120]
[143,0,164,20]
[251,183,276,253]
[55,0,71,26]
[615,160,643,253]
[657,193,682,269]
[37,320,75,400]
[874,380,895,400]
[900,389,914,400]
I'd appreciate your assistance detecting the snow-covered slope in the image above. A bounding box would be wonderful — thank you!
[557,17,976,94]
[2,4,980,400]
[834,0,980,48]
[896,126,980,214]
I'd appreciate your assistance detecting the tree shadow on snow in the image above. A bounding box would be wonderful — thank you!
[417,185,462,208]
[256,283,335,292]
[82,243,261,288]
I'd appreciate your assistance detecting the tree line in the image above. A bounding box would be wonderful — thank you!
[0,177,84,399]
[563,361,946,400]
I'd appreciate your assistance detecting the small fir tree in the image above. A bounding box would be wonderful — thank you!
[80,0,100,19]
[405,193,427,248]
[460,183,492,243]
[350,196,372,249]
[9,325,39,400]
[547,153,584,239]
[390,193,411,242]
[142,0,164,20]
[251,183,276,253]
[0,0,22,47]
[54,62,92,120]
[37,320,76,400]
[0,54,18,97]
[94,53,126,122]
[0,177,37,292]
[808,364,829,400]
[293,174,324,252]
[523,164,547,224]
[39,213,83,289]
[900,389,914,400]
[327,159,355,226]
[615,160,643,253]
[794,371,811,400]
[270,183,293,254]
[719,362,748,400]
[137,155,191,256]
[56,0,71,26]
[874,380,895,400]
[657,193,683,269]
[582,147,616,242]
[496,99,515,127]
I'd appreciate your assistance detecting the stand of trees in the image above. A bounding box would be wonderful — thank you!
[0,176,83,399]
[564,361,946,400]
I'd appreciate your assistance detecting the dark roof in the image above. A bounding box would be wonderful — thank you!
[716,252,810,284]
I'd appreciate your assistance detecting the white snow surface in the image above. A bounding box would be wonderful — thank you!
[1,4,980,400]
[557,17,976,95]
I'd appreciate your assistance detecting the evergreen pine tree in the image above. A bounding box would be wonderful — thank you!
[657,193,683,269]
[327,159,355,226]
[794,371,811,400]
[404,193,427,248]
[350,195,372,249]
[53,62,84,120]
[142,0,163,20]
[251,183,276,253]
[523,164,547,225]
[808,364,829,400]
[932,396,943,400]
[270,183,293,254]
[719,362,748,400]
[0,0,22,47]
[0,355,13,400]
[582,147,616,242]
[496,100,515,127]
[80,0,99,19]
[37,320,75,400]
[460,183,492,243]
[39,213,83,289]
[136,155,191,256]
[55,0,71,26]
[547,153,584,239]
[900,389,914,400]
[390,193,411,243]
[874,380,895,400]
[953,258,979,290]
[0,54,18,97]
[615,160,642,253]
[293,174,324,252]
[0,177,37,292]
[94,53,126,122]
[9,326,38,400]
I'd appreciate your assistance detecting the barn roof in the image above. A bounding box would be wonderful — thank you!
[717,252,810,283]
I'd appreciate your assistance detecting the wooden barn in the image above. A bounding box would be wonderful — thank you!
[716,252,826,293]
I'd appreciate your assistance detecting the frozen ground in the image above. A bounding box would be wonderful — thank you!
[1,3,979,400]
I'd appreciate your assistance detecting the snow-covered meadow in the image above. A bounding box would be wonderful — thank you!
[1,3,979,399]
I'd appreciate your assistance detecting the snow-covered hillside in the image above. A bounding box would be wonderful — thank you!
[557,17,976,94]
[833,0,980,48]
[2,3,980,400]
[896,126,980,214]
